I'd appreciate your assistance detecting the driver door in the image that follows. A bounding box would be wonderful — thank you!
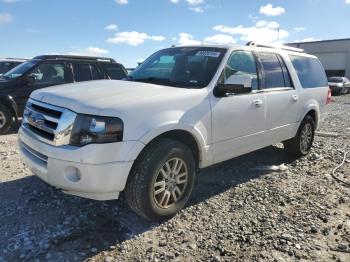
[210,50,267,164]
[17,62,66,113]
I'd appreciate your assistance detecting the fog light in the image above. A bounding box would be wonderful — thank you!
[65,167,82,182]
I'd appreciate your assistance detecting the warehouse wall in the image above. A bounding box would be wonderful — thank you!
[288,39,350,79]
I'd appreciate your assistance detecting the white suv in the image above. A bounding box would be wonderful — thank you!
[18,43,331,221]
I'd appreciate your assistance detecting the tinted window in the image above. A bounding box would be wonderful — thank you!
[260,53,285,88]
[30,63,65,85]
[90,64,103,80]
[129,47,226,88]
[2,61,37,79]
[73,63,92,82]
[0,62,21,74]
[328,77,344,83]
[289,55,328,88]
[224,51,258,90]
[278,56,293,87]
[101,64,126,80]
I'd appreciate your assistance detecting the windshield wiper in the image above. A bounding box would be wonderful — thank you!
[131,77,180,87]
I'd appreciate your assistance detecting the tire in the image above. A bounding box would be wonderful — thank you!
[0,104,13,135]
[125,138,196,222]
[284,115,315,158]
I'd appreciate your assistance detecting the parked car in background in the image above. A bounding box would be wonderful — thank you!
[0,55,127,134]
[0,58,27,75]
[328,76,350,95]
[18,43,330,221]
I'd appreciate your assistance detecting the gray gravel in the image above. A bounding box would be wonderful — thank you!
[0,94,349,262]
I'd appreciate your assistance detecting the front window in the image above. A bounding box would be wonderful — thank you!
[2,61,37,79]
[128,47,227,88]
[30,63,65,85]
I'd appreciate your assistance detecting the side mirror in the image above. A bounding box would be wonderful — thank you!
[26,74,36,85]
[216,75,253,97]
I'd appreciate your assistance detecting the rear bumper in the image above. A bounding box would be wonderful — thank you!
[18,127,140,200]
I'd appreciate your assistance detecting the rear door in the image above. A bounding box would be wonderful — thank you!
[259,52,299,142]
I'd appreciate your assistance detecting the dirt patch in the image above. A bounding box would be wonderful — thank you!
[0,94,349,261]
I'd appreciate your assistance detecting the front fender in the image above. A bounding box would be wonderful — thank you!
[125,121,211,168]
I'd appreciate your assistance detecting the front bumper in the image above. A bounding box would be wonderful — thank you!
[18,127,143,200]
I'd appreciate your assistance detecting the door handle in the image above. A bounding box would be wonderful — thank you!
[292,95,299,102]
[253,99,263,107]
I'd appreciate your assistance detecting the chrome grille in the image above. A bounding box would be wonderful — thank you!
[22,99,77,146]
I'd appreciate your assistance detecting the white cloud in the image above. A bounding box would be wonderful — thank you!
[0,13,13,25]
[294,38,320,43]
[346,0,350,4]
[260,4,285,16]
[294,27,306,32]
[213,22,289,43]
[186,0,204,5]
[170,0,179,3]
[115,0,128,5]
[107,31,165,46]
[104,24,118,31]
[69,46,109,56]
[177,32,201,45]
[189,6,204,13]
[204,34,237,45]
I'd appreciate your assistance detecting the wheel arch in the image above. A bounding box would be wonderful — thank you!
[129,126,208,170]
[299,103,320,129]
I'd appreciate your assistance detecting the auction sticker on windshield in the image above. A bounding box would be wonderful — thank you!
[195,51,221,58]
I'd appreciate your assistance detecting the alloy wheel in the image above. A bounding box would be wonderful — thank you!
[153,157,188,209]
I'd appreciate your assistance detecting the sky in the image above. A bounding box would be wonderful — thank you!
[1,0,350,67]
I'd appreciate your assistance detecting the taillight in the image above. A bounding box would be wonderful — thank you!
[326,88,332,104]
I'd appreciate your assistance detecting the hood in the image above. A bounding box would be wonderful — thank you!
[30,80,207,115]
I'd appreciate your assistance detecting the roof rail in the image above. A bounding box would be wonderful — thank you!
[246,41,304,53]
[32,55,116,63]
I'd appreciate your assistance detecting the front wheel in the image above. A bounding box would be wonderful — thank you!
[0,104,13,135]
[125,138,196,221]
[284,115,315,158]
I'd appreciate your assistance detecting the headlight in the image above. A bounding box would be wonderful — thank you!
[70,114,123,146]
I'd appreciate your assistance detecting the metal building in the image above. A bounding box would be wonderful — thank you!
[287,38,350,79]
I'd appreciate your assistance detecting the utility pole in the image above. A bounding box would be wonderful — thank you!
[277,27,280,42]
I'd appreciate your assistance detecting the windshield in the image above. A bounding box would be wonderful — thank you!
[328,77,344,83]
[2,61,37,79]
[128,47,227,88]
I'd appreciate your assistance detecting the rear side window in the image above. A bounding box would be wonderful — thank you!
[100,63,126,80]
[73,63,102,82]
[289,55,328,88]
[260,53,286,89]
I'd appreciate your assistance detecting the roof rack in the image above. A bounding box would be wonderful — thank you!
[246,41,304,53]
[32,55,116,63]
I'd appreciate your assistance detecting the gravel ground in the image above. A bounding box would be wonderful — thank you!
[0,94,349,262]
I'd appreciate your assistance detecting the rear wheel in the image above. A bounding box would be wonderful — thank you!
[125,138,196,221]
[284,115,315,158]
[0,104,13,135]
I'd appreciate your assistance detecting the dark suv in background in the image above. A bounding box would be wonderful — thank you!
[0,58,27,75]
[0,55,127,134]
